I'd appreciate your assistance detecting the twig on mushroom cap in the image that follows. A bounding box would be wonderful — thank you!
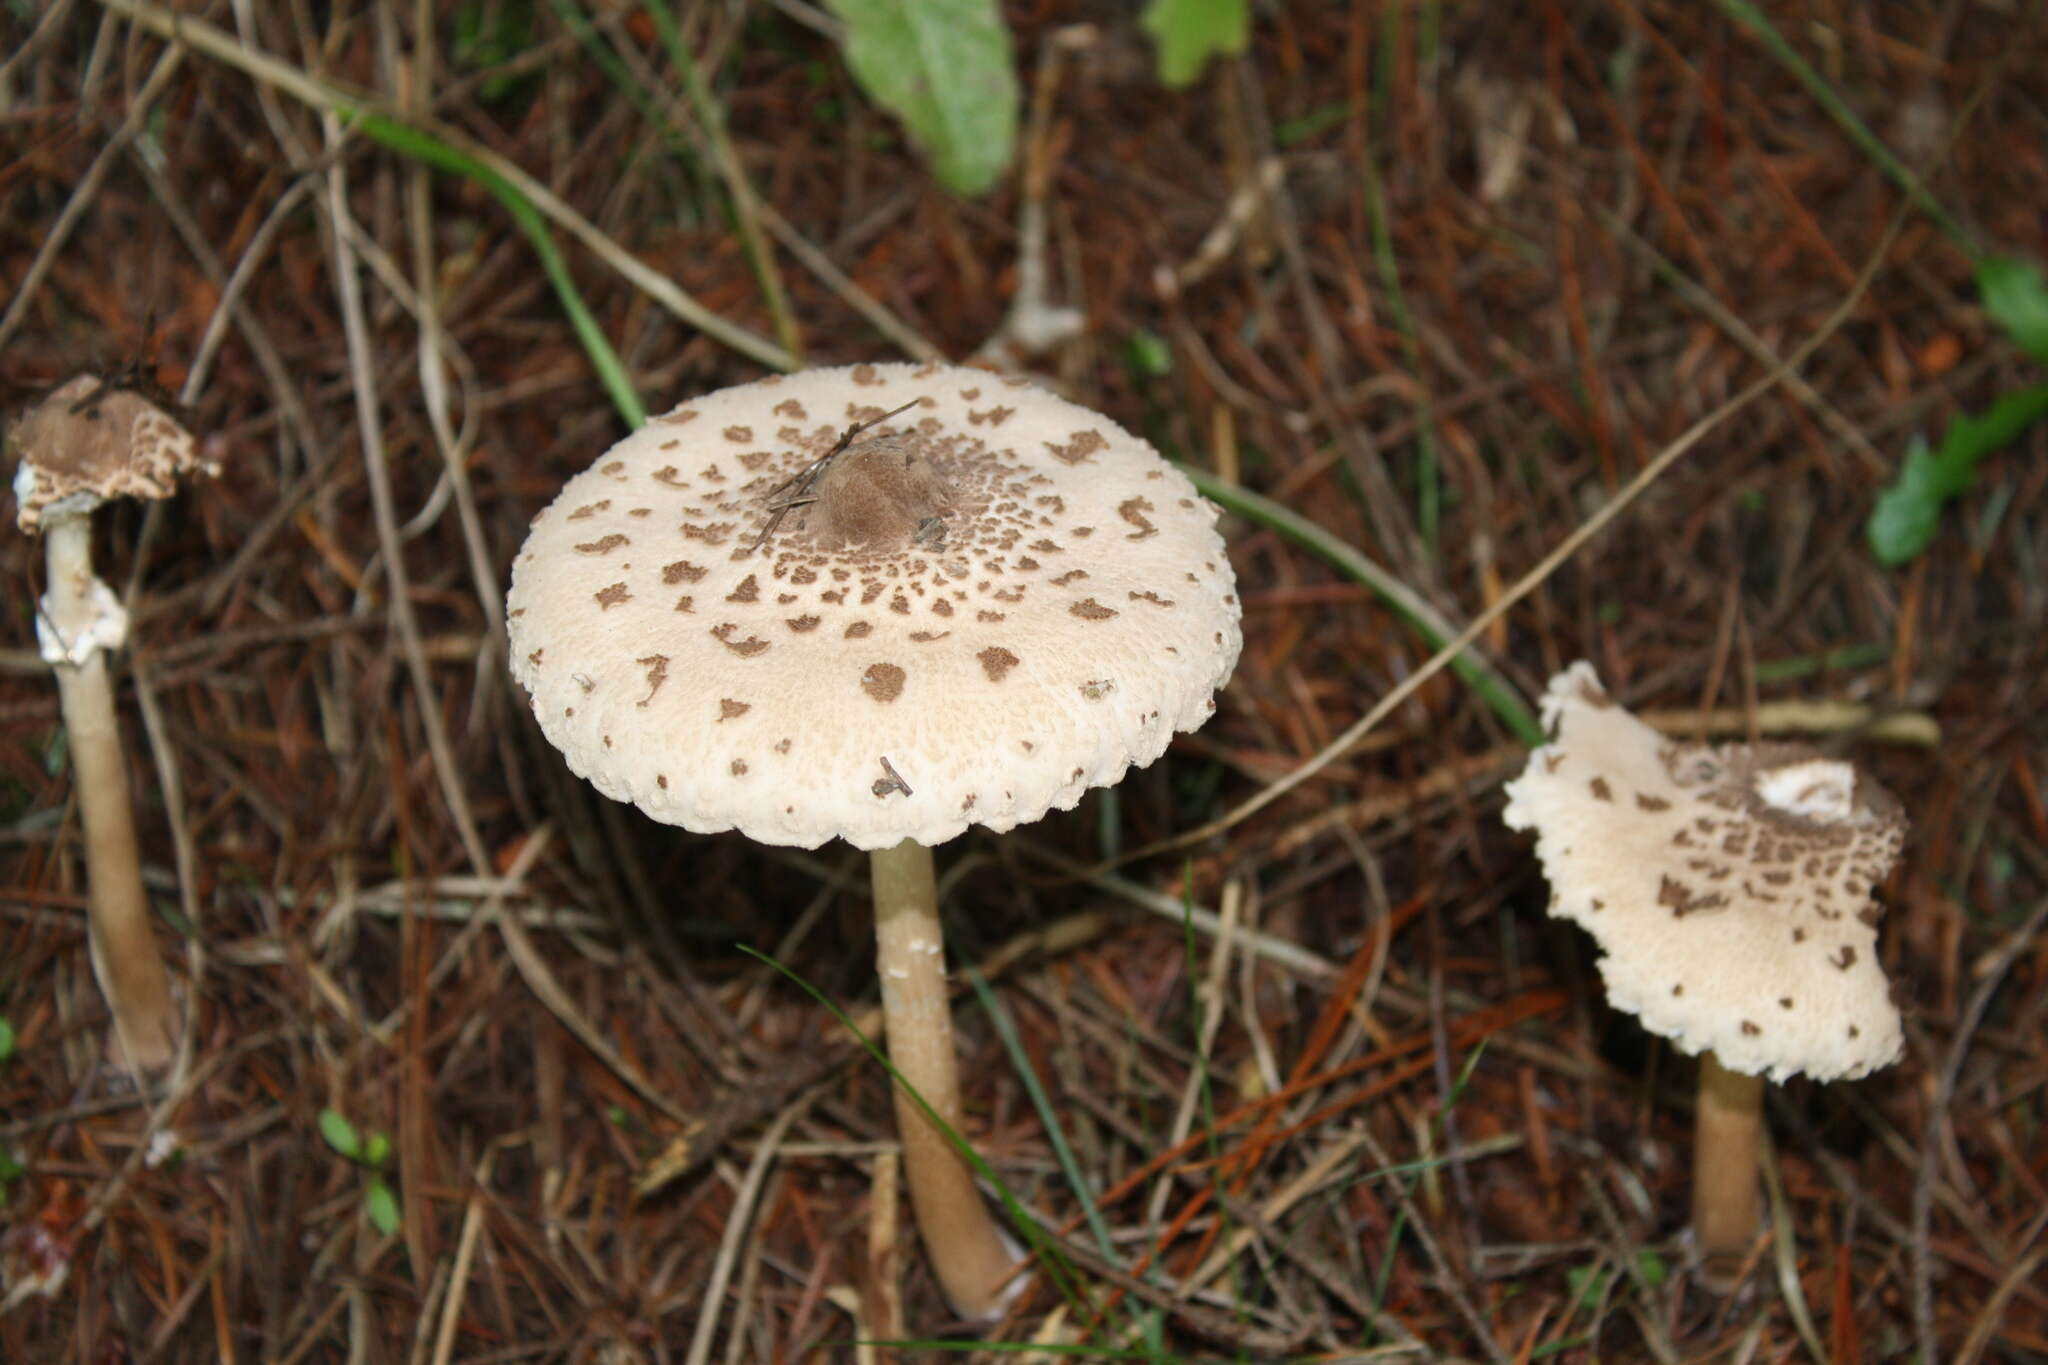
[746,397,921,554]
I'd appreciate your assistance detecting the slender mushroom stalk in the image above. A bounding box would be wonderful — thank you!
[506,363,1241,1325]
[11,377,216,1074]
[41,510,180,1070]
[1691,1050,1764,1286]
[870,838,1017,1319]
[1502,663,1906,1292]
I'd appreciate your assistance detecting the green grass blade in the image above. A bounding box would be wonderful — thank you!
[640,2,805,362]
[1363,3,1441,554]
[737,945,1090,1313]
[967,968,1126,1277]
[353,113,646,428]
[1182,467,1543,745]
[1710,0,1973,252]
[844,1339,1163,1358]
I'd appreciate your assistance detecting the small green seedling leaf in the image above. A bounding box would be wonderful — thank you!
[1980,256,2048,364]
[1868,387,2048,565]
[318,1109,362,1161]
[365,1178,402,1237]
[362,1132,392,1170]
[1866,436,1953,566]
[1142,0,1251,88]
[1868,254,2048,566]
[0,1017,14,1065]
[1125,328,1173,379]
[821,0,1018,196]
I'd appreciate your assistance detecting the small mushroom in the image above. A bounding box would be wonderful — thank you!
[9,376,219,1073]
[1502,662,1905,1289]
[506,363,1242,1321]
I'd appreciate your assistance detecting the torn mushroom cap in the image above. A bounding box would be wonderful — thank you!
[1502,662,1906,1083]
[506,362,1242,851]
[10,376,217,534]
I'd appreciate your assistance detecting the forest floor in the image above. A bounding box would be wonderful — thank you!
[2,2,2046,1361]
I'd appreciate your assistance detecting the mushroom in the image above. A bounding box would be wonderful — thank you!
[9,375,219,1073]
[506,362,1241,1319]
[1501,662,1905,1289]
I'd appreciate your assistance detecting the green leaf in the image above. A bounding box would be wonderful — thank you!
[821,0,1018,196]
[362,1132,392,1170]
[1979,256,2048,364]
[0,1017,14,1065]
[365,1178,402,1237]
[1142,0,1251,88]
[1125,328,1173,379]
[1866,436,1950,566]
[318,1109,361,1160]
[1868,386,2048,565]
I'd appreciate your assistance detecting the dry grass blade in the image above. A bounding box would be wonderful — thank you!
[684,1091,818,1365]
[94,0,795,371]
[1912,890,2048,1360]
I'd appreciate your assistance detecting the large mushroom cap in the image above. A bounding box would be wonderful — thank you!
[1503,663,1907,1082]
[507,363,1242,850]
[10,376,216,533]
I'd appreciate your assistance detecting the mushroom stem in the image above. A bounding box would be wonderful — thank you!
[869,838,1019,1321]
[43,514,179,1073]
[1692,1049,1764,1290]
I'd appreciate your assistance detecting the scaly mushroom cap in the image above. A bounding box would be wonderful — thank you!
[10,376,215,533]
[507,363,1242,850]
[1503,662,1906,1082]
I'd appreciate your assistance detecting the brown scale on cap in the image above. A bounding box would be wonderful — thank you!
[978,647,1019,682]
[11,375,220,533]
[1503,662,1907,1083]
[862,663,906,702]
[636,656,669,706]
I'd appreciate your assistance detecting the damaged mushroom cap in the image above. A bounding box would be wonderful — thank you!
[506,362,1242,850]
[1503,662,1906,1083]
[11,376,216,534]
